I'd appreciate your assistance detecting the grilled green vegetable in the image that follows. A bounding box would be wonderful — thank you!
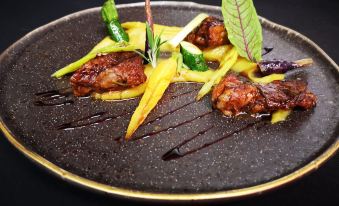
[180,41,208,71]
[105,19,129,42]
[101,0,129,42]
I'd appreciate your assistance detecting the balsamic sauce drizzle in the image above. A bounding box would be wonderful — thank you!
[162,125,215,161]
[34,100,74,107]
[132,110,213,141]
[170,88,200,100]
[262,47,274,56]
[162,121,260,161]
[145,100,196,125]
[56,111,131,130]
[43,85,265,160]
[34,88,73,107]
[143,88,200,125]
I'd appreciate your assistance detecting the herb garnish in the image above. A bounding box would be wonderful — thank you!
[135,0,166,68]
[135,23,167,68]
[221,0,263,62]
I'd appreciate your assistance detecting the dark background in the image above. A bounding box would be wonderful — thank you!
[0,0,338,205]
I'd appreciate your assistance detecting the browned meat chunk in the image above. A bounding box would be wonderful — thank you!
[70,52,146,96]
[186,16,229,49]
[212,74,317,116]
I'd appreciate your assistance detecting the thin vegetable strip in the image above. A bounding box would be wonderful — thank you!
[196,47,238,100]
[51,38,134,78]
[169,13,209,48]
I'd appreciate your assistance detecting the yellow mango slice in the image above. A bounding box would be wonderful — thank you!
[231,57,258,73]
[122,22,182,52]
[125,55,178,139]
[244,67,285,84]
[203,45,232,62]
[271,110,291,124]
[172,69,214,83]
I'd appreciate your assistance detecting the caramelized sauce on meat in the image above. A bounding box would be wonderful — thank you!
[212,74,317,116]
[186,16,229,49]
[70,52,146,96]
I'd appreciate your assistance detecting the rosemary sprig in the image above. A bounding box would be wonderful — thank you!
[135,23,167,68]
[134,0,166,68]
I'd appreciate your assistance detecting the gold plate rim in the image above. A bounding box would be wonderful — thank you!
[0,1,338,201]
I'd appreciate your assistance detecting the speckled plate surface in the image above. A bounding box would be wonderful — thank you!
[0,1,338,201]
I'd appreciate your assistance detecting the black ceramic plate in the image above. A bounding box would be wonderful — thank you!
[0,2,338,201]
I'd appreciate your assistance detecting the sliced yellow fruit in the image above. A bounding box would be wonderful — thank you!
[125,55,178,139]
[271,110,291,124]
[244,67,285,84]
[231,57,257,73]
[203,45,232,62]
[122,22,182,52]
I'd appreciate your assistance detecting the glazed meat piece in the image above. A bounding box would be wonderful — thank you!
[212,74,317,116]
[186,16,229,49]
[70,52,146,96]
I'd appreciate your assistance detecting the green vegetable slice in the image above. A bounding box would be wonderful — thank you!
[106,19,130,42]
[180,41,208,71]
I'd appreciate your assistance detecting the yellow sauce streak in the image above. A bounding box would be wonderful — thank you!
[244,67,285,84]
[122,22,181,52]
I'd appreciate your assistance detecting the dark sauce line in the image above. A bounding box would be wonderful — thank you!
[34,87,74,107]
[162,126,215,161]
[162,121,260,161]
[34,100,74,107]
[56,112,108,130]
[262,47,274,56]
[170,88,200,100]
[43,94,68,101]
[34,87,72,97]
[132,111,213,141]
[145,100,196,125]
[64,111,107,124]
[143,88,200,125]
[56,111,131,130]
